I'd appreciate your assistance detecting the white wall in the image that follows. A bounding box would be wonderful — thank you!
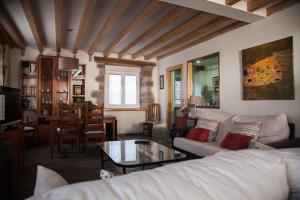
[9,47,158,134]
[158,4,300,137]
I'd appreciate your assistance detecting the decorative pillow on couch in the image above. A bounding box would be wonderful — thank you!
[232,121,262,142]
[220,133,253,150]
[232,114,289,144]
[196,118,220,142]
[185,128,210,142]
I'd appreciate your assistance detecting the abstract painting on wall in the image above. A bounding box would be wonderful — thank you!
[242,36,294,100]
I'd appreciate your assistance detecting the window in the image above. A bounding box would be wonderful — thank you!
[187,52,220,109]
[105,66,140,108]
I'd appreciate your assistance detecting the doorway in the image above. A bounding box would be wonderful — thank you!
[166,64,183,129]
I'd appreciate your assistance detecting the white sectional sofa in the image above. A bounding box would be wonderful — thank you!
[172,109,292,157]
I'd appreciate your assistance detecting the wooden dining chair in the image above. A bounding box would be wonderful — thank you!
[143,103,163,137]
[57,104,80,157]
[83,103,105,151]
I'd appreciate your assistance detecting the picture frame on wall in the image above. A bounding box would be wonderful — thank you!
[160,75,164,89]
[242,36,294,100]
[73,85,83,95]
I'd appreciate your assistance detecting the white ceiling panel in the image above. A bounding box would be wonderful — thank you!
[36,0,56,49]
[63,0,85,50]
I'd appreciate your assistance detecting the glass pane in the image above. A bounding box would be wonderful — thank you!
[125,75,137,105]
[187,53,219,108]
[109,74,121,105]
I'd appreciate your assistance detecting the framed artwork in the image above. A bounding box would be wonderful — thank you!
[160,75,164,89]
[242,36,294,100]
[73,85,83,95]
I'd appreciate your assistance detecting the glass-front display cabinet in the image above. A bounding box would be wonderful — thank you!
[187,52,220,109]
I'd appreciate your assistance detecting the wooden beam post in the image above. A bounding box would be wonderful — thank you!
[247,0,274,12]
[20,0,45,53]
[118,6,189,58]
[88,0,132,56]
[54,0,62,54]
[131,12,212,59]
[73,0,96,54]
[94,56,156,67]
[157,22,246,60]
[103,0,162,57]
[145,17,233,60]
[0,6,26,49]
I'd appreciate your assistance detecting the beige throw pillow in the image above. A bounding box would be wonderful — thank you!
[196,118,220,142]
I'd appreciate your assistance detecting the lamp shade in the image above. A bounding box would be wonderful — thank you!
[58,57,79,71]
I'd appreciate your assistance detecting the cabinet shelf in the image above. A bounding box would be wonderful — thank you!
[22,75,37,79]
[72,95,85,97]
[23,109,36,112]
[22,95,37,97]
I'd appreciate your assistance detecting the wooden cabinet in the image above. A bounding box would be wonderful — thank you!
[175,116,197,128]
[37,55,72,143]
[21,60,38,126]
[0,126,24,194]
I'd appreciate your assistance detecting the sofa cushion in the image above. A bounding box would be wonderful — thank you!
[232,114,289,144]
[34,165,68,197]
[193,109,234,143]
[232,121,262,142]
[173,137,229,157]
[185,128,210,142]
[220,133,253,150]
[195,118,219,142]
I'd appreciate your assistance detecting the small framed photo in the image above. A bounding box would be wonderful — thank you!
[160,75,164,89]
[73,85,83,95]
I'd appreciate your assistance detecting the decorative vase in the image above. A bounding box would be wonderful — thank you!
[22,98,30,109]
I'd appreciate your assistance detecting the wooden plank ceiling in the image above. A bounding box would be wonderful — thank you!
[0,0,299,60]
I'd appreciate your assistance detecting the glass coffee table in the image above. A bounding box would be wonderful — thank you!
[98,140,187,174]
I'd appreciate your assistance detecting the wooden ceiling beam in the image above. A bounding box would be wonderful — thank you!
[88,0,132,56]
[103,0,162,57]
[145,17,233,60]
[54,0,62,54]
[20,0,45,53]
[267,0,300,16]
[247,0,274,12]
[119,6,189,58]
[157,21,246,60]
[94,56,156,67]
[225,0,241,6]
[73,0,96,55]
[0,6,26,49]
[0,25,13,46]
[131,12,212,59]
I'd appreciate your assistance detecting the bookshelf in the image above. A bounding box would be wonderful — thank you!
[71,64,86,105]
[21,60,38,126]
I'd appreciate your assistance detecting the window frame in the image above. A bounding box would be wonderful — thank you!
[105,66,140,109]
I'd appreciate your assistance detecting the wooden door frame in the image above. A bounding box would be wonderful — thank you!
[166,64,183,129]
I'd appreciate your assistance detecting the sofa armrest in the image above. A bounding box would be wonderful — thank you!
[267,138,300,149]
[170,127,191,144]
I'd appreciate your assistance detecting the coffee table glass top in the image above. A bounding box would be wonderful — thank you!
[98,140,186,166]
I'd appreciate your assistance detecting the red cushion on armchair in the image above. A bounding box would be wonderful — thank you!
[185,128,210,142]
[220,132,252,150]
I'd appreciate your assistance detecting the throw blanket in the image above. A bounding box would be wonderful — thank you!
[35,150,289,200]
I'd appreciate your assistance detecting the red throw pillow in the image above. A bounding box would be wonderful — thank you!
[220,132,252,150]
[185,128,210,142]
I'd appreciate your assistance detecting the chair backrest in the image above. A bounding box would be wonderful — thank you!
[146,103,161,122]
[84,103,104,132]
[58,104,78,131]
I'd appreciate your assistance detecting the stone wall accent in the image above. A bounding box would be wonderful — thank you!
[140,66,154,108]
[92,64,105,104]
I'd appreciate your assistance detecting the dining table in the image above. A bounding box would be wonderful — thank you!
[49,115,117,158]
